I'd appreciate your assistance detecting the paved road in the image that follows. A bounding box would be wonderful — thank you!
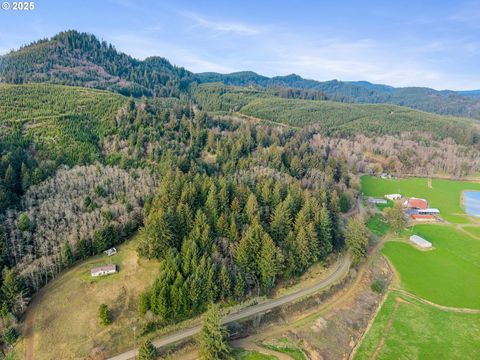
[107,255,351,360]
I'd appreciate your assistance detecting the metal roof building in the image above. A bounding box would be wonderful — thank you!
[409,235,432,248]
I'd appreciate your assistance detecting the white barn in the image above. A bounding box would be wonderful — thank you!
[409,235,432,249]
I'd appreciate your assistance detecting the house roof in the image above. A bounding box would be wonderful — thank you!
[410,214,435,220]
[91,264,116,274]
[406,198,428,209]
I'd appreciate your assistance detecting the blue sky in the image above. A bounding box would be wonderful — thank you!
[0,0,479,90]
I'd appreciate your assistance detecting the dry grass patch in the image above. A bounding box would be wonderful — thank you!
[18,234,159,360]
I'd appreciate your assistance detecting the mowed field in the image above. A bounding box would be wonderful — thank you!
[357,176,480,359]
[17,234,159,360]
[384,225,480,308]
[354,292,480,360]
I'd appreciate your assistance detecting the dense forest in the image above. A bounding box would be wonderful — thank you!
[0,31,194,97]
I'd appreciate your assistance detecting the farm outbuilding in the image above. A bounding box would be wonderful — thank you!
[385,194,402,200]
[418,208,440,215]
[405,198,428,210]
[409,235,432,248]
[104,247,117,256]
[91,264,117,277]
[410,214,436,222]
[368,197,388,204]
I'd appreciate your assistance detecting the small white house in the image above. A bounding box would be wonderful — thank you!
[104,247,117,256]
[91,264,117,277]
[385,194,402,200]
[409,235,432,249]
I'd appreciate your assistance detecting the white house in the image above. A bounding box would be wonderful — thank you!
[385,194,402,200]
[409,235,432,249]
[91,264,117,277]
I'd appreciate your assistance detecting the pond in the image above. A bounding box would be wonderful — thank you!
[463,191,480,216]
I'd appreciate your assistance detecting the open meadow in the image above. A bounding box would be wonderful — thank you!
[354,291,480,360]
[16,234,160,360]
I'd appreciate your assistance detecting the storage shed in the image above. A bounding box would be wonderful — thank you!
[409,235,432,248]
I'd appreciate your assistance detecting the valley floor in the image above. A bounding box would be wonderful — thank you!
[354,176,480,359]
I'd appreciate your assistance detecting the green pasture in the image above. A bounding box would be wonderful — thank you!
[383,225,480,309]
[354,292,480,360]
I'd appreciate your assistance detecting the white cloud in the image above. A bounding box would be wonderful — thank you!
[180,12,259,36]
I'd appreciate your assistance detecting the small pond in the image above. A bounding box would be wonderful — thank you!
[463,191,480,216]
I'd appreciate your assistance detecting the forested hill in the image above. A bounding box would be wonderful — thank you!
[191,83,480,146]
[196,72,480,119]
[0,30,194,97]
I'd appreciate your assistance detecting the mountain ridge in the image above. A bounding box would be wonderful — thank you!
[1,30,480,118]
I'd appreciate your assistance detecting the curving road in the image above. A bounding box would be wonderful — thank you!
[107,255,351,360]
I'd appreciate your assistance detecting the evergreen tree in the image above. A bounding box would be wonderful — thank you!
[138,210,175,259]
[138,340,157,360]
[295,227,311,272]
[245,193,260,223]
[199,304,230,360]
[258,234,281,289]
[20,163,30,192]
[235,221,263,278]
[270,200,291,244]
[61,242,74,267]
[345,215,370,264]
[219,265,232,299]
[317,204,333,260]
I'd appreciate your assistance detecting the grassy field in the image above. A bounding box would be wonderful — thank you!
[463,225,480,239]
[354,292,480,360]
[361,176,480,223]
[383,225,480,308]
[367,214,390,237]
[357,176,480,358]
[17,234,159,360]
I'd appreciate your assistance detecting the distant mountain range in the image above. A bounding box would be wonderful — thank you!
[1,30,480,119]
[196,72,480,119]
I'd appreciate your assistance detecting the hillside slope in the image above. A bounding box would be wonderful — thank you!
[192,83,480,145]
[0,83,128,164]
[197,72,480,119]
[0,30,194,97]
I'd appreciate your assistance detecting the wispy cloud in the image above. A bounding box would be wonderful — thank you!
[179,11,259,36]
[108,33,234,73]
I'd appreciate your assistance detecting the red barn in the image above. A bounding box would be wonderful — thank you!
[406,197,428,210]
